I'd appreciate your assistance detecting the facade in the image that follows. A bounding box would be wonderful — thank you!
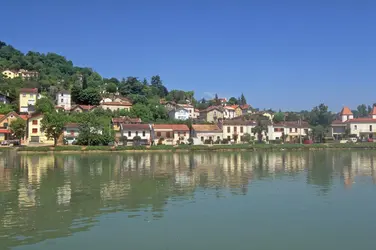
[19,88,38,113]
[191,124,223,143]
[193,109,200,119]
[2,70,18,79]
[119,124,151,146]
[0,112,28,141]
[56,90,71,111]
[63,123,80,144]
[100,102,132,112]
[70,105,96,113]
[100,95,132,104]
[2,69,39,79]
[177,104,195,119]
[223,106,236,119]
[27,113,54,144]
[331,107,376,140]
[153,124,190,145]
[199,106,224,123]
[168,107,190,120]
[269,121,310,142]
[0,93,11,104]
[112,117,141,142]
[223,120,256,143]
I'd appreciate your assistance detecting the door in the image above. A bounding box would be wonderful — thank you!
[30,136,40,143]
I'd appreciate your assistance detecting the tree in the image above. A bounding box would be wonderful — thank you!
[251,117,268,143]
[214,94,220,105]
[71,85,81,104]
[41,112,68,146]
[35,97,55,114]
[151,75,162,86]
[228,97,238,105]
[0,104,15,114]
[82,75,88,89]
[9,118,26,140]
[105,82,117,93]
[239,93,247,105]
[241,133,251,143]
[273,112,285,123]
[78,87,101,105]
[133,135,142,146]
[357,104,368,117]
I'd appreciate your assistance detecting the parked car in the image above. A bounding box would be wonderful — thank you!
[368,138,374,142]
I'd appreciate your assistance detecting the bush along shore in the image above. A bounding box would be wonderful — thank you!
[11,142,376,153]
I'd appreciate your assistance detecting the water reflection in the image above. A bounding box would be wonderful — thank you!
[0,151,376,249]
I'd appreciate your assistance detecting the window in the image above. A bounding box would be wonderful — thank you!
[22,94,26,97]
[3,122,8,128]
[136,131,139,136]
[32,120,38,125]
[142,131,145,136]
[274,128,283,132]
[61,99,64,103]
[70,130,74,135]
[61,93,64,96]
[354,125,357,130]
[166,132,171,138]
[201,136,204,141]
[276,137,280,140]
[30,94,34,98]
[214,111,217,116]
[370,125,373,131]
[289,128,292,133]
[227,127,230,133]
[128,131,131,137]
[157,132,161,137]
[184,132,186,136]
[227,136,231,140]
[234,127,237,132]
[240,127,243,133]
[178,132,181,136]
[32,128,38,133]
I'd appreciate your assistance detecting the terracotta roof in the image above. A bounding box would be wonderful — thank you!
[71,105,96,111]
[240,104,250,110]
[0,129,11,134]
[223,120,256,125]
[194,109,199,112]
[112,117,141,123]
[346,118,376,123]
[64,123,80,128]
[192,124,222,132]
[282,121,309,128]
[121,124,150,130]
[340,106,353,115]
[0,112,28,123]
[101,101,132,106]
[224,106,235,110]
[30,112,43,118]
[20,88,38,93]
[153,124,190,131]
[371,106,376,115]
[19,115,28,120]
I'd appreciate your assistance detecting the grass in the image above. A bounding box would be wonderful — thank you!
[14,142,376,152]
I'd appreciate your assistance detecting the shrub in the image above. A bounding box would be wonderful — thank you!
[188,138,194,145]
[221,138,229,144]
[157,137,165,145]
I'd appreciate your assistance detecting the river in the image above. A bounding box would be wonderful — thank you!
[0,151,375,249]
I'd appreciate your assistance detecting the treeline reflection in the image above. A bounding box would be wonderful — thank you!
[0,151,376,248]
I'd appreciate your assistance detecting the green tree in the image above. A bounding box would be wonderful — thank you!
[241,133,251,143]
[105,82,117,93]
[228,97,238,105]
[0,104,15,114]
[41,112,68,146]
[79,87,101,105]
[251,117,268,143]
[9,118,26,140]
[273,112,285,123]
[239,93,247,105]
[357,104,368,117]
[35,97,55,114]
[82,75,88,89]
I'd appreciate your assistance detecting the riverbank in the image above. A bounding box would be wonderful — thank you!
[7,142,376,153]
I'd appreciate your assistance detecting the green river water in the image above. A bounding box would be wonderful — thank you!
[0,151,376,249]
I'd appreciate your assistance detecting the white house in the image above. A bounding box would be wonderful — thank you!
[223,120,255,143]
[177,104,195,119]
[269,121,310,142]
[63,123,79,144]
[56,90,71,111]
[169,107,190,120]
[153,124,190,145]
[120,124,151,146]
[191,124,223,143]
[223,106,236,119]
[331,106,376,140]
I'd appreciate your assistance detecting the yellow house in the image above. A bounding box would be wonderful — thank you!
[199,106,224,123]
[27,113,54,144]
[0,112,29,141]
[19,88,38,113]
[2,70,18,79]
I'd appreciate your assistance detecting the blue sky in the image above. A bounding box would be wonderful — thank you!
[1,0,376,111]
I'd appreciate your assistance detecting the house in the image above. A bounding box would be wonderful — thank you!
[191,124,223,143]
[119,124,151,146]
[177,104,195,118]
[223,106,236,119]
[269,121,310,142]
[112,116,142,141]
[100,95,132,104]
[0,93,11,104]
[70,105,96,113]
[240,104,251,115]
[169,107,190,120]
[193,109,200,119]
[223,120,256,143]
[163,101,177,112]
[27,113,54,144]
[330,106,376,140]
[0,112,28,141]
[2,70,18,79]
[56,90,71,111]
[199,106,224,123]
[19,88,38,113]
[100,102,132,112]
[63,123,80,144]
[153,124,190,145]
